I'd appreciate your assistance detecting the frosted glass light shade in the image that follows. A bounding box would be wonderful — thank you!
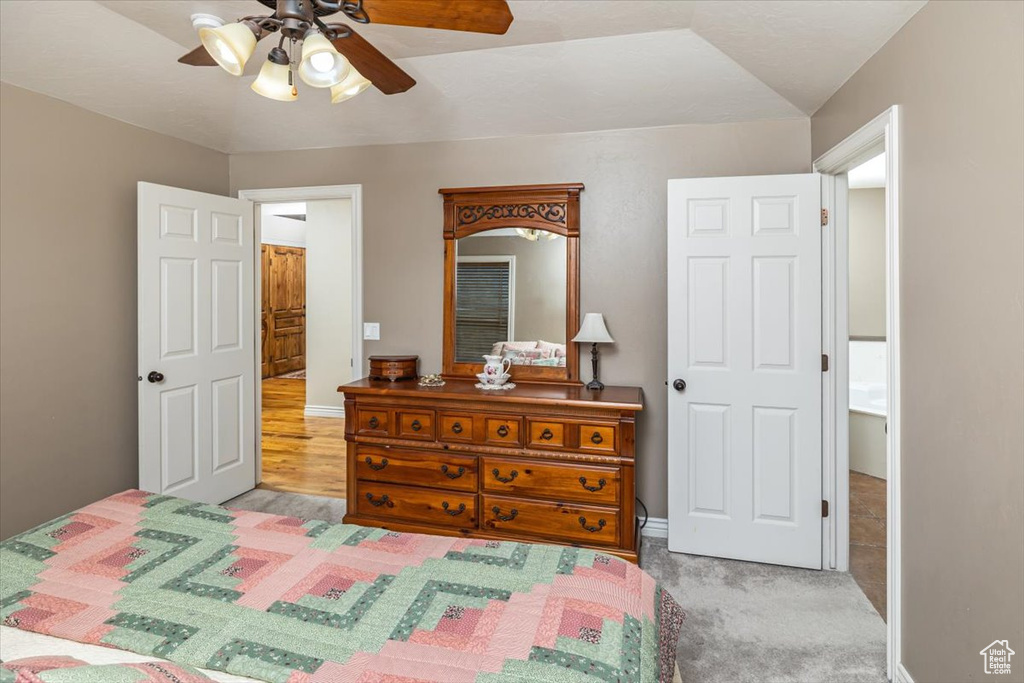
[573,313,614,344]
[330,67,372,103]
[199,22,257,76]
[251,59,297,101]
[298,34,350,88]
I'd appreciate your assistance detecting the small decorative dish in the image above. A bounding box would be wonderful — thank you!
[418,374,445,387]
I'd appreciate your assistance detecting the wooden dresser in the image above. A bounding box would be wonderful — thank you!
[340,378,644,561]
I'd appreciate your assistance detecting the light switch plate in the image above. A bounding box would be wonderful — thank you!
[363,322,380,340]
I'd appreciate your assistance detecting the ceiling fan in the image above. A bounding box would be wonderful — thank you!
[179,0,513,103]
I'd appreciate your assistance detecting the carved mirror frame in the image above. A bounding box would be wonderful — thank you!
[440,183,583,385]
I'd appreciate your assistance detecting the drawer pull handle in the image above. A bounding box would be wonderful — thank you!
[496,425,510,438]
[578,516,607,533]
[411,419,422,432]
[440,464,465,479]
[441,501,466,516]
[364,457,389,471]
[368,416,380,429]
[590,431,604,445]
[492,468,518,484]
[540,428,554,441]
[492,506,518,522]
[451,422,464,434]
[365,493,393,508]
[578,476,607,492]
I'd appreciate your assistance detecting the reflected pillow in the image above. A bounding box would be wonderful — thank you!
[538,340,566,357]
[490,341,538,356]
[503,349,547,365]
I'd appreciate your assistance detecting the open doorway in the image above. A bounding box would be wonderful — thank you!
[815,106,902,680]
[241,186,364,502]
[846,153,888,619]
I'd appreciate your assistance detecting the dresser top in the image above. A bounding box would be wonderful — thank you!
[339,378,644,411]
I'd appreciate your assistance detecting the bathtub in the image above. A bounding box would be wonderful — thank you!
[850,380,887,417]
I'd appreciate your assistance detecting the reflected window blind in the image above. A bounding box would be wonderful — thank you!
[456,260,511,362]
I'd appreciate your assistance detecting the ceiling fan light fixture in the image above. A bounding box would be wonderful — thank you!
[330,67,372,103]
[199,21,258,76]
[251,47,297,101]
[298,32,351,88]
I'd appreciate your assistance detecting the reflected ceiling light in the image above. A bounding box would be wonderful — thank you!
[298,33,351,88]
[330,67,372,103]
[199,21,259,76]
[251,47,297,101]
[515,228,559,241]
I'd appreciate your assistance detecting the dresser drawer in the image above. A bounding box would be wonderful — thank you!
[481,457,620,505]
[526,419,565,449]
[577,423,618,453]
[483,415,522,447]
[439,413,475,443]
[482,495,619,547]
[357,408,390,436]
[356,447,477,491]
[396,410,434,440]
[356,481,477,529]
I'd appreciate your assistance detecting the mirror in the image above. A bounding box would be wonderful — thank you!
[455,229,567,366]
[440,183,583,384]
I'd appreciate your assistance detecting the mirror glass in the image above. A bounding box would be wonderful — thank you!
[455,229,567,366]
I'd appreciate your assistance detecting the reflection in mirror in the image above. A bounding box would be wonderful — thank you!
[455,229,567,367]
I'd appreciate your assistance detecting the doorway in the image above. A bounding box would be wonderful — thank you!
[241,186,364,501]
[815,106,902,680]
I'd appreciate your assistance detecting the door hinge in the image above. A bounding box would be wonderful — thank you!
[821,354,829,372]
[822,500,829,518]
[821,208,829,226]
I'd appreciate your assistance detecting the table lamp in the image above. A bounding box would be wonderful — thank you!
[573,313,614,391]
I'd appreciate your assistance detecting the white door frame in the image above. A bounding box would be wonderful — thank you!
[238,185,364,483]
[814,106,902,682]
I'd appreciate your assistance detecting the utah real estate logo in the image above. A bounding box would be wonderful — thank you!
[979,640,1014,675]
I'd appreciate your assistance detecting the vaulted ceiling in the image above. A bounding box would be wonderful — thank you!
[0,0,925,153]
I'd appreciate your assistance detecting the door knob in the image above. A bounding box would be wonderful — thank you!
[672,378,686,392]
[147,371,165,383]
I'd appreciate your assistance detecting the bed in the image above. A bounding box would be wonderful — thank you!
[0,490,683,682]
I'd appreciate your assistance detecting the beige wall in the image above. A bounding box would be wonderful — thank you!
[305,199,354,409]
[0,84,230,539]
[812,2,1024,680]
[849,188,886,339]
[231,119,811,517]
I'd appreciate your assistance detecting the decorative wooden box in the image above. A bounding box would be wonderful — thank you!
[368,355,419,382]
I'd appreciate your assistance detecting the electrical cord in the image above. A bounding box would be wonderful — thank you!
[636,496,649,529]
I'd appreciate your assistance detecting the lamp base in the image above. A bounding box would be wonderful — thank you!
[585,379,605,391]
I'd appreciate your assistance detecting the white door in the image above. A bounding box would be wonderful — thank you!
[667,174,822,569]
[138,182,256,503]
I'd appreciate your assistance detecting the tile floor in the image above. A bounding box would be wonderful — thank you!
[850,471,887,620]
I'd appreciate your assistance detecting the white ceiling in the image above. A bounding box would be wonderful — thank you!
[0,0,925,153]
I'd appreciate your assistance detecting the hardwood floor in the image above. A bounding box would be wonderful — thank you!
[260,378,347,499]
[850,470,887,620]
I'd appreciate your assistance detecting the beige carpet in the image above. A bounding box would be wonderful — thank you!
[226,489,886,683]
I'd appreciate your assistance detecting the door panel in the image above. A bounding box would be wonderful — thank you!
[261,245,306,377]
[139,182,255,504]
[667,173,822,569]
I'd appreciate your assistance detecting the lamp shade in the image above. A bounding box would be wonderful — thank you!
[199,22,257,76]
[330,67,372,103]
[251,51,297,102]
[573,313,614,344]
[298,33,351,88]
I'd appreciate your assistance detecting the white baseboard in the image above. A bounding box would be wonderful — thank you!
[641,517,668,538]
[894,662,914,683]
[303,405,346,418]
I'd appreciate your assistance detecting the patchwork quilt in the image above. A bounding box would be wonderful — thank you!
[0,491,683,683]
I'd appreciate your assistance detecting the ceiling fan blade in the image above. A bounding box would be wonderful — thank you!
[178,45,217,66]
[331,31,416,95]
[360,0,513,35]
